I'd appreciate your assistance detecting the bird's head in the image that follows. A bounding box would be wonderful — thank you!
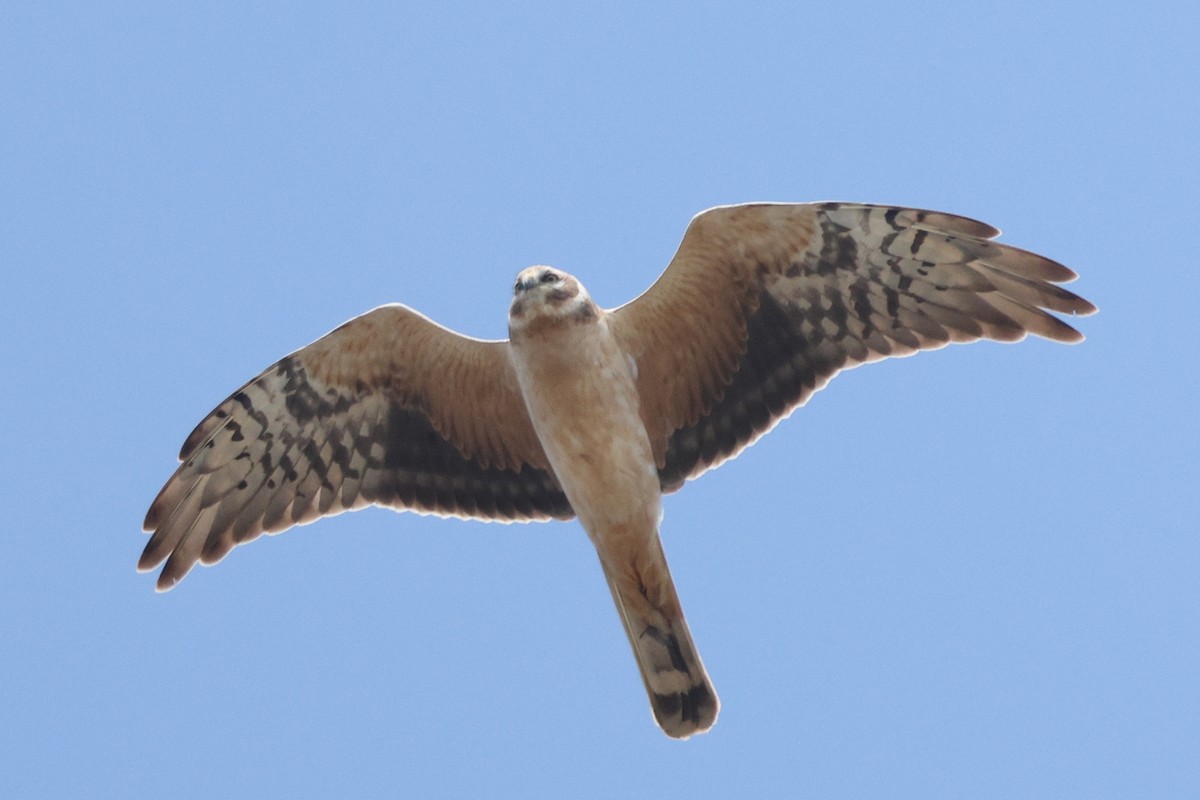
[508,266,598,336]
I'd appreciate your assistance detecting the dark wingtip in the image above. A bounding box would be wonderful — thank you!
[154,562,185,593]
[135,550,158,574]
[142,503,162,533]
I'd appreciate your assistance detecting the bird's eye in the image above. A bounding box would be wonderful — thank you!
[540,271,558,284]
[514,281,522,294]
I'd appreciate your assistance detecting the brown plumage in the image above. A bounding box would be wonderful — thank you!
[142,202,1094,738]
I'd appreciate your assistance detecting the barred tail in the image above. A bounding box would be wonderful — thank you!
[599,543,719,738]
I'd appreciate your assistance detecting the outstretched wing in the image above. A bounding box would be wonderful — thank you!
[142,304,572,591]
[610,202,1096,491]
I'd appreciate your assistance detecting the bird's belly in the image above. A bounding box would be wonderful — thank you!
[541,413,661,535]
[518,353,661,539]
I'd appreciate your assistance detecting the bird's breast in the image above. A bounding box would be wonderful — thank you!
[508,319,661,537]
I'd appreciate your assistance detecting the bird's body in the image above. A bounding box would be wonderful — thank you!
[508,267,717,735]
[142,202,1095,738]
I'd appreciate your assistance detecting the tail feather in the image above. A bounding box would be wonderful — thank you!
[600,550,719,738]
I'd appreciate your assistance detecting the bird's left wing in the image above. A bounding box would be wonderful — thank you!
[142,304,572,591]
[609,203,1096,492]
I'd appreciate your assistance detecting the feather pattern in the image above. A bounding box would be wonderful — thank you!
[608,203,1096,490]
[142,200,1093,739]
[141,305,572,591]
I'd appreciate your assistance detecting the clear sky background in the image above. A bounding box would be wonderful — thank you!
[3,2,1196,798]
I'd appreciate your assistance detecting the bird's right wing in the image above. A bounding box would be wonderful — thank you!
[141,304,573,591]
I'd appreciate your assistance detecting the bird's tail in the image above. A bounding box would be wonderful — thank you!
[599,535,719,739]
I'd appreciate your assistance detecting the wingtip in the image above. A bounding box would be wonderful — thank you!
[154,570,182,593]
[136,546,160,573]
[1044,317,1087,345]
[134,554,179,593]
[1055,307,1096,344]
[136,544,184,592]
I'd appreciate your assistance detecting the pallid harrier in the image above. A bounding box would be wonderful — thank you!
[142,202,1094,738]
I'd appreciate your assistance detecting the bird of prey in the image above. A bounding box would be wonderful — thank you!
[141,202,1094,739]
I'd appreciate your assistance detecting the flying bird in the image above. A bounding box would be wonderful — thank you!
[141,202,1095,738]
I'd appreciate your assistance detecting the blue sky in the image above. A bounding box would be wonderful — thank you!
[3,2,1197,797]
